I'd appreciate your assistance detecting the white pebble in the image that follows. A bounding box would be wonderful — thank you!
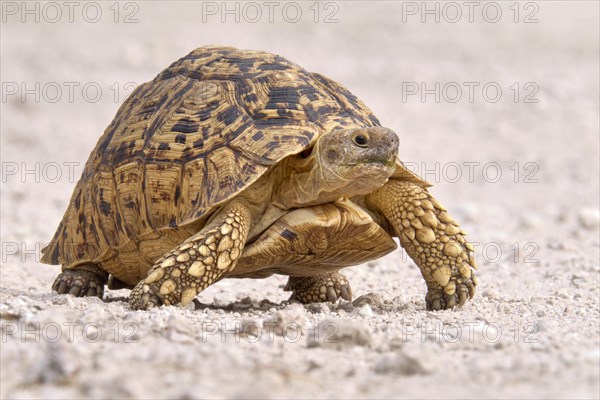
[307,318,373,349]
[483,288,501,300]
[357,304,373,318]
[578,208,600,230]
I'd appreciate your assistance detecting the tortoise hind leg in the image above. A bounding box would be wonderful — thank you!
[129,201,251,310]
[285,271,353,304]
[52,263,108,298]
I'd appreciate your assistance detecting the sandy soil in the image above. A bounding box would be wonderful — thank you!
[1,2,599,399]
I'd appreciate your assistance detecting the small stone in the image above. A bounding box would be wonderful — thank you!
[374,351,434,375]
[547,241,566,250]
[483,288,501,300]
[307,318,372,349]
[264,303,306,336]
[0,310,20,320]
[520,215,544,230]
[239,296,253,304]
[306,302,330,314]
[536,310,547,317]
[356,304,373,318]
[239,318,262,337]
[352,293,382,309]
[578,208,600,230]
[166,314,194,343]
[24,342,80,385]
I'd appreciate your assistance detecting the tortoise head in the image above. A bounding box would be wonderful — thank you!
[276,126,399,208]
[314,126,399,195]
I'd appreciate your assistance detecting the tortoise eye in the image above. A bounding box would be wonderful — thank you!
[353,134,368,147]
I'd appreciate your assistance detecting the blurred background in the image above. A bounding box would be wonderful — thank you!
[2,1,598,248]
[1,1,599,399]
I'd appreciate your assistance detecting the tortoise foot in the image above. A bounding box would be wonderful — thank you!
[286,272,353,304]
[52,268,107,298]
[426,275,477,311]
[129,283,164,310]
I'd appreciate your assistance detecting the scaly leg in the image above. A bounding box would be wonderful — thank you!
[52,263,108,298]
[285,271,352,304]
[366,180,477,310]
[129,201,251,310]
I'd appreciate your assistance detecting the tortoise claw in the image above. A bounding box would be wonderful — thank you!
[425,276,476,311]
[340,285,352,302]
[68,285,82,297]
[326,287,338,303]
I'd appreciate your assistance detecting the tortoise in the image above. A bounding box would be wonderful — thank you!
[41,45,478,310]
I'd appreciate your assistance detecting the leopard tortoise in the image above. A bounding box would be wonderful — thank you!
[41,45,478,310]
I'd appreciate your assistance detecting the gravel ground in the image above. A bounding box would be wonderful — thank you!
[1,2,599,399]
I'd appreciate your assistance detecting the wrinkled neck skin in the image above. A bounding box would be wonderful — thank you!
[272,143,389,210]
[272,156,337,209]
[232,154,331,242]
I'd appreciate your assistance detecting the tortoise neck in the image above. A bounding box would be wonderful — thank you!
[271,149,348,210]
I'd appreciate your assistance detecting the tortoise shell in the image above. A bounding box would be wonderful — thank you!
[41,45,421,284]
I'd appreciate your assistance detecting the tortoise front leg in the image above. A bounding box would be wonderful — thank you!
[366,180,478,310]
[129,201,251,310]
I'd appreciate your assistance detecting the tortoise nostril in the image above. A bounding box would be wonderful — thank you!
[353,134,368,147]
